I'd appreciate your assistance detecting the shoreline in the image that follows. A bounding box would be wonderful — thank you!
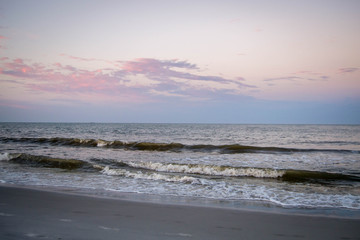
[1,185,360,239]
[1,183,360,219]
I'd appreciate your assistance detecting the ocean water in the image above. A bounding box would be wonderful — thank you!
[1,123,360,213]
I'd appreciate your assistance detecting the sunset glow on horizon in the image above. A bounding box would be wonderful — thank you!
[1,0,359,123]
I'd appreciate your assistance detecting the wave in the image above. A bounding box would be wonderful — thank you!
[3,152,359,184]
[123,161,285,178]
[0,152,13,161]
[281,170,360,183]
[1,137,358,154]
[100,166,200,184]
[3,153,91,170]
[118,160,360,183]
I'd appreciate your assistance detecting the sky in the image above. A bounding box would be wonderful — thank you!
[0,0,359,124]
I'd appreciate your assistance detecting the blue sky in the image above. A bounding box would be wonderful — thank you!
[0,0,359,123]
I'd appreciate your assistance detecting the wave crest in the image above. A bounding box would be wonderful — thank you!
[100,166,200,184]
[6,153,89,170]
[3,152,359,184]
[2,137,358,154]
[126,161,285,178]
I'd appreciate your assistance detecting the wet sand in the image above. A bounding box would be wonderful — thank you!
[0,185,359,240]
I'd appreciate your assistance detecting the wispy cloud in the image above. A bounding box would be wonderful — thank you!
[0,57,255,103]
[264,76,303,82]
[59,53,114,65]
[121,58,198,73]
[338,67,358,74]
[264,71,330,86]
[120,58,254,89]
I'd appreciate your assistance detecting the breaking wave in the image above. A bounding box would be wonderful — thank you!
[100,166,200,184]
[3,152,359,184]
[120,160,360,183]
[124,161,285,178]
[1,137,358,154]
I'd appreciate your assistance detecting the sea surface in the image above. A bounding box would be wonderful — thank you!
[1,123,360,215]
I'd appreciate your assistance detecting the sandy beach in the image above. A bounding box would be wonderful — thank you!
[0,185,359,240]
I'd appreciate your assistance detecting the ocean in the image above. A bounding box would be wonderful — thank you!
[1,123,360,215]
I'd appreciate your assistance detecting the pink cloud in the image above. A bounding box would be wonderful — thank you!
[120,58,255,89]
[0,57,254,102]
[0,58,118,94]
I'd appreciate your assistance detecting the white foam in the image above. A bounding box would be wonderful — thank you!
[99,225,119,231]
[101,166,200,184]
[126,161,285,178]
[0,152,19,161]
[0,153,10,161]
[0,212,14,217]
[96,140,109,147]
[59,218,72,222]
[164,233,192,238]
[100,167,360,210]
